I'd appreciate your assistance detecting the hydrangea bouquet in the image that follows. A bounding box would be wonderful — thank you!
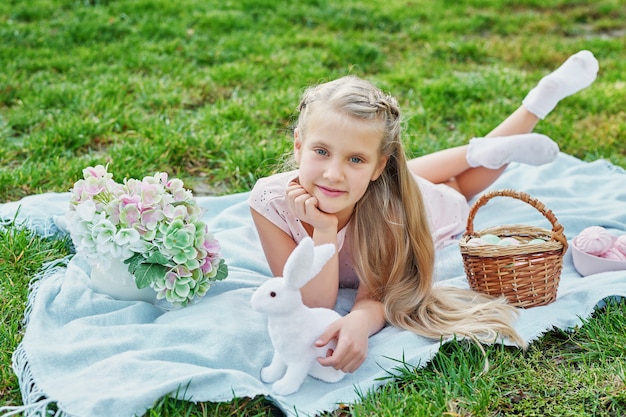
[65,165,228,307]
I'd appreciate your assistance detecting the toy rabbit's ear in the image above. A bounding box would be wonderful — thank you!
[284,237,336,290]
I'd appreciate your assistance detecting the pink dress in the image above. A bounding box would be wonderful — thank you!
[248,170,469,287]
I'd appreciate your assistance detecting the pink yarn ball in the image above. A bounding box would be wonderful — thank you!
[601,247,626,261]
[574,226,613,256]
[614,235,626,256]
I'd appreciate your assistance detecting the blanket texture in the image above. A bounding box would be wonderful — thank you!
[1,153,626,417]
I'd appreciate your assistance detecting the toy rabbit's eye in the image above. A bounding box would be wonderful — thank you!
[270,291,276,298]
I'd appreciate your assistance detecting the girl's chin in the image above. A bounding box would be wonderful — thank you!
[314,193,353,216]
[316,200,350,216]
[316,201,339,215]
[316,205,335,214]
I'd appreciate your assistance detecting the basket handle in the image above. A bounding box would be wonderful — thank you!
[465,189,568,249]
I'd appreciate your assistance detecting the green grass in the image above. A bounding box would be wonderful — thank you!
[1,0,625,415]
[0,216,73,402]
[368,301,626,416]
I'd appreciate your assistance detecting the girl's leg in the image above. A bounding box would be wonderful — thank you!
[408,50,599,200]
[451,107,542,199]
[408,106,539,185]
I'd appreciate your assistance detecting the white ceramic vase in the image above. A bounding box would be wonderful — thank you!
[90,256,157,304]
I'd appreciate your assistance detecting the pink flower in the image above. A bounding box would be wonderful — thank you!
[83,177,106,196]
[172,187,193,202]
[141,209,164,230]
[120,194,141,206]
[82,165,111,180]
[171,204,190,219]
[140,182,163,207]
[200,257,214,274]
[172,264,192,278]
[123,178,143,196]
[155,172,169,185]
[203,236,221,254]
[118,200,141,227]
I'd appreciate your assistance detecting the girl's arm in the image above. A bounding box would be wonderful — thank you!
[314,284,386,373]
[250,207,340,308]
[250,207,297,276]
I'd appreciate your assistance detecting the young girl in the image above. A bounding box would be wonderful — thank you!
[248,50,599,373]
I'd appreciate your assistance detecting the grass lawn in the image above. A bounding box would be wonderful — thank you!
[1,0,625,415]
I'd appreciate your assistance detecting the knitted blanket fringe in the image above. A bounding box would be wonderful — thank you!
[0,257,72,417]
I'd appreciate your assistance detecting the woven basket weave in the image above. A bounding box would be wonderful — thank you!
[459,189,568,308]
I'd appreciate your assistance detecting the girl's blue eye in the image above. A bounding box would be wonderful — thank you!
[350,157,363,164]
[315,149,328,156]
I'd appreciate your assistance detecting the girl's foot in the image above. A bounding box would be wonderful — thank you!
[466,133,559,169]
[522,50,599,119]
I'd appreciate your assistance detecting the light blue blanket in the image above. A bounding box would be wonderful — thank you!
[1,153,626,417]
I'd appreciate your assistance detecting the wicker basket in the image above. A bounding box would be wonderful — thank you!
[459,189,568,308]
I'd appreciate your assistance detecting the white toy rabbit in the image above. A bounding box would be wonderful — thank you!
[250,237,345,396]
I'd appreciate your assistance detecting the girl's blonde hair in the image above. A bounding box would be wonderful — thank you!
[296,75,525,347]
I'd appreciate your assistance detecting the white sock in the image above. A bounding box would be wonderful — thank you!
[522,50,599,119]
[466,133,559,169]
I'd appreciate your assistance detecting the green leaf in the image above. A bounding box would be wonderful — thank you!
[124,253,144,274]
[145,251,170,265]
[133,262,168,289]
[214,259,228,281]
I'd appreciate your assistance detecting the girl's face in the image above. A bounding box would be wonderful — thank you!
[294,109,388,227]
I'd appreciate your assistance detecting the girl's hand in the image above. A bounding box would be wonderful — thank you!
[314,313,369,373]
[286,180,337,231]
